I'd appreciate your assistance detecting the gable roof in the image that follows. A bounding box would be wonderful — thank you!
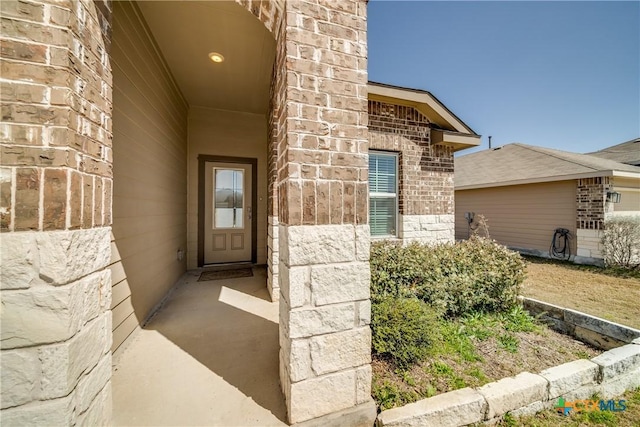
[368,81,481,152]
[455,143,640,190]
[587,138,640,166]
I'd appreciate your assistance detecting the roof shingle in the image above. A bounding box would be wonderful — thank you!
[455,143,640,189]
[587,138,640,166]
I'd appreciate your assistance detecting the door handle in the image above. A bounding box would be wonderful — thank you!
[248,206,252,220]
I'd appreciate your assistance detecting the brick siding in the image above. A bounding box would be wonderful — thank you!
[577,176,610,230]
[368,100,454,216]
[1,0,113,232]
[276,0,369,227]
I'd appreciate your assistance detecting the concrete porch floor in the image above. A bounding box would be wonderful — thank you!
[112,267,287,426]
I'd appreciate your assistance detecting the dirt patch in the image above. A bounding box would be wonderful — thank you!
[522,257,640,329]
[474,328,597,380]
[372,318,599,411]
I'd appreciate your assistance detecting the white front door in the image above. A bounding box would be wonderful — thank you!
[204,162,252,264]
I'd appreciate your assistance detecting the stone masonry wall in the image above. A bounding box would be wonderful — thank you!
[398,214,454,244]
[275,0,375,424]
[265,0,285,302]
[369,100,455,244]
[575,177,611,265]
[575,229,604,262]
[1,0,113,424]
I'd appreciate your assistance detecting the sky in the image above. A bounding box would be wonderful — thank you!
[367,1,640,156]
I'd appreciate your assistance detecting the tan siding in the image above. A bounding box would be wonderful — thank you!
[111,1,188,354]
[612,177,640,214]
[455,181,577,254]
[112,313,140,361]
[111,279,132,311]
[110,259,126,287]
[112,296,135,330]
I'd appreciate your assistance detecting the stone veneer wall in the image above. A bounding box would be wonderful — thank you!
[273,0,375,424]
[1,0,113,424]
[398,214,455,244]
[267,216,279,300]
[368,100,455,244]
[266,0,285,303]
[575,229,604,262]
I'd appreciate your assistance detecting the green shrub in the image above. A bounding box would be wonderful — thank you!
[602,216,640,269]
[370,241,437,300]
[371,297,439,369]
[370,237,526,318]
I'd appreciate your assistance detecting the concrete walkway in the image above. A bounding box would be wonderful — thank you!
[112,267,287,426]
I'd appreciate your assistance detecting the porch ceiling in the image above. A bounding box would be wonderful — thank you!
[137,1,276,115]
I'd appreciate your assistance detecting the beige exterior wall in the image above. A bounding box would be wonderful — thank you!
[110,1,189,356]
[455,181,578,255]
[612,176,640,216]
[186,106,268,269]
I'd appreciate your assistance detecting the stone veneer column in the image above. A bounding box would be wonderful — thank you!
[1,0,113,424]
[274,0,374,424]
[267,216,280,301]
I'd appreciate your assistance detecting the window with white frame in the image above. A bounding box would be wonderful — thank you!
[369,151,398,237]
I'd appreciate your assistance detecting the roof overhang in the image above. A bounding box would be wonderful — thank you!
[368,82,481,152]
[431,130,481,152]
[456,170,640,191]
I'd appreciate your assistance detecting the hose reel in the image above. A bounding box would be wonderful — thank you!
[550,228,571,260]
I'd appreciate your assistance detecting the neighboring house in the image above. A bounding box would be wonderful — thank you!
[454,143,640,265]
[588,138,640,167]
[0,1,478,426]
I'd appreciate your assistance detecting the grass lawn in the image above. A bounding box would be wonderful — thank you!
[521,256,640,329]
[495,388,640,427]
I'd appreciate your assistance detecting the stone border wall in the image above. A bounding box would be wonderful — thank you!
[521,297,640,350]
[376,303,640,427]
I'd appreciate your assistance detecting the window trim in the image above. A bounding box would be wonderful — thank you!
[369,150,399,238]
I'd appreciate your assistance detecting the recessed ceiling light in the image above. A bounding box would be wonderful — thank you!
[209,52,224,63]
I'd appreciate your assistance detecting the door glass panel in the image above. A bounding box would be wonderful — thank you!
[214,169,244,229]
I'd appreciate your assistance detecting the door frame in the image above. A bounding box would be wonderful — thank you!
[198,155,258,267]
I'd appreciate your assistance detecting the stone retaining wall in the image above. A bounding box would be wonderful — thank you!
[377,303,640,427]
[521,297,640,350]
[378,340,640,426]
